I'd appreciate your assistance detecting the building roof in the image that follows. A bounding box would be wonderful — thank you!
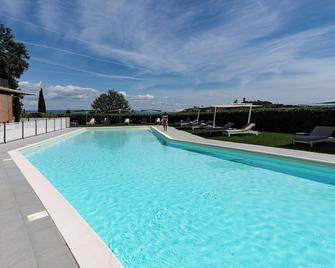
[0,86,36,96]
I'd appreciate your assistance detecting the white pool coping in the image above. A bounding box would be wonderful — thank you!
[9,128,124,268]
[151,126,335,166]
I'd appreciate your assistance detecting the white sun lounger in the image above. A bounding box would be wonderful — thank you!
[293,126,335,147]
[223,123,257,137]
[87,118,95,125]
[180,119,197,127]
[207,122,235,135]
[192,120,213,130]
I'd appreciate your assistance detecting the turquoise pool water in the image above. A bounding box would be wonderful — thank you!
[23,128,335,267]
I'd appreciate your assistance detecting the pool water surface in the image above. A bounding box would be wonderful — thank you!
[23,128,335,267]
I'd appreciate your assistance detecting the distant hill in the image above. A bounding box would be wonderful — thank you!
[319,101,335,104]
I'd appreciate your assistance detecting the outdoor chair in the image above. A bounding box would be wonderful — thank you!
[192,120,212,130]
[207,122,235,135]
[223,123,257,137]
[87,118,95,125]
[293,126,335,147]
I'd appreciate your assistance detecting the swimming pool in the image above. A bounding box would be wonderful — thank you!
[23,128,335,267]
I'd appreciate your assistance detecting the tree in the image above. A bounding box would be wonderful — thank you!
[91,90,131,113]
[0,23,29,121]
[38,88,46,113]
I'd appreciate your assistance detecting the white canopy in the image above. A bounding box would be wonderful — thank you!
[200,103,261,128]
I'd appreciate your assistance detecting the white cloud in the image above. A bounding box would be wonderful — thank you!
[119,91,127,97]
[19,82,159,110]
[129,94,154,100]
[19,81,99,110]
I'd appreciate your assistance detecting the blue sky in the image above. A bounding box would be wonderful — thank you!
[1,0,335,111]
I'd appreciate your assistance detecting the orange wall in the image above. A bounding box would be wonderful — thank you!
[0,94,13,123]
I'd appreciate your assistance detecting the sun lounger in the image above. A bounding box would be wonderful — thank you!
[207,122,234,135]
[87,118,95,125]
[180,119,196,127]
[223,123,257,137]
[293,126,335,147]
[180,118,191,127]
[192,120,213,130]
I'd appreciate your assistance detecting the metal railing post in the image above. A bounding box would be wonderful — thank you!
[54,118,56,131]
[35,120,37,136]
[22,121,24,139]
[46,118,48,133]
[61,118,62,129]
[3,123,6,143]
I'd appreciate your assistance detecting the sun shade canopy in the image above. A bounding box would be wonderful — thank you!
[196,103,262,127]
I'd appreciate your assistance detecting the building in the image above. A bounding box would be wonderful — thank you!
[0,78,35,123]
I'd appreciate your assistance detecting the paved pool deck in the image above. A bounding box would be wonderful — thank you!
[0,128,79,268]
[152,126,335,165]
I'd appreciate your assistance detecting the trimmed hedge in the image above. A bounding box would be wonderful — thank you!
[21,112,62,118]
[169,108,335,133]
[52,107,335,134]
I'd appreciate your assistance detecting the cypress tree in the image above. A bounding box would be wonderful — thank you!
[38,88,46,113]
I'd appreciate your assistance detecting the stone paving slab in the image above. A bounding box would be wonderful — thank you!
[0,129,79,268]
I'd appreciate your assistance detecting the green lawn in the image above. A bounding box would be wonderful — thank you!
[179,128,335,155]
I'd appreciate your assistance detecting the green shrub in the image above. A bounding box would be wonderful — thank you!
[57,107,335,134]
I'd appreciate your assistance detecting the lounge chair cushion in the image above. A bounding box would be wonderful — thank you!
[295,135,332,141]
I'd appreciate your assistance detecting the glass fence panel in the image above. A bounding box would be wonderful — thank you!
[47,119,55,133]
[6,122,22,142]
[37,119,46,134]
[55,118,61,130]
[61,118,66,129]
[24,121,36,137]
[0,123,4,144]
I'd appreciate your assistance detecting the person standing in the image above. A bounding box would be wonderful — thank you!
[162,112,168,131]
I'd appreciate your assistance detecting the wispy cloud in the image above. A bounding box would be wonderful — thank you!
[19,40,141,69]
[31,57,145,81]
